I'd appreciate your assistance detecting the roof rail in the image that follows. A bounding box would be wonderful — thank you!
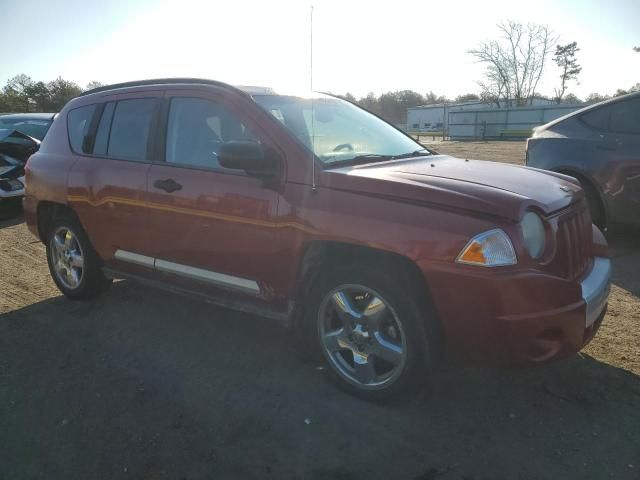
[79,78,238,97]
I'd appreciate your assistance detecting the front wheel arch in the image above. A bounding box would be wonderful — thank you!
[554,169,608,228]
[293,241,444,356]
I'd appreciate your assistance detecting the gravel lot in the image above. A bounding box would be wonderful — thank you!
[1,143,639,479]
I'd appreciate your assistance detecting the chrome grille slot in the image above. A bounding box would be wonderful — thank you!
[557,204,592,280]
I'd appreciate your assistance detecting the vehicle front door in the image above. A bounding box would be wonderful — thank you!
[144,90,287,311]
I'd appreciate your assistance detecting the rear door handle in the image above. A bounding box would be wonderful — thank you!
[153,178,182,193]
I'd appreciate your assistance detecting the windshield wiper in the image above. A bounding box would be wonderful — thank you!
[390,149,432,159]
[325,154,392,168]
[324,150,431,168]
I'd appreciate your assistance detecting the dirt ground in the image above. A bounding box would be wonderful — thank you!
[423,140,526,164]
[1,143,639,479]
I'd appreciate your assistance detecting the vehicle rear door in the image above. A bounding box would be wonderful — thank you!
[67,92,162,278]
[144,88,287,310]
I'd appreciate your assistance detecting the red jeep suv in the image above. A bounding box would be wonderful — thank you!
[23,79,611,399]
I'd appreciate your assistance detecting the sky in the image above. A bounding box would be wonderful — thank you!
[1,0,638,100]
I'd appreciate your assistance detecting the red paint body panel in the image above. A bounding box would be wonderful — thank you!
[24,80,610,366]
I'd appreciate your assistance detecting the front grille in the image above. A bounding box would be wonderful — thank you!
[556,203,592,280]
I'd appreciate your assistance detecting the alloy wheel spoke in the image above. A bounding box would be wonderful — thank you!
[66,268,77,286]
[363,295,388,328]
[56,260,66,274]
[53,235,65,254]
[371,332,403,366]
[332,291,361,328]
[352,354,376,384]
[69,252,84,269]
[322,328,351,353]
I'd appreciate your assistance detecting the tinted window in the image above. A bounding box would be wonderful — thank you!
[580,106,610,131]
[107,98,156,160]
[93,102,115,155]
[67,105,96,153]
[166,97,257,169]
[609,98,640,135]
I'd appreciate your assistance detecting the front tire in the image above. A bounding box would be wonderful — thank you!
[46,215,111,299]
[302,265,438,401]
[579,179,606,230]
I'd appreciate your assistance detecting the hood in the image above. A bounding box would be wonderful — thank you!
[321,155,583,221]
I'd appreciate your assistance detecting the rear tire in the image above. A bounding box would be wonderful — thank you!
[301,264,438,401]
[45,214,112,299]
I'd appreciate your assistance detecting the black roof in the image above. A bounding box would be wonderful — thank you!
[80,78,238,97]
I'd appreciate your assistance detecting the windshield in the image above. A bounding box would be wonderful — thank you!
[253,94,425,165]
[0,117,53,141]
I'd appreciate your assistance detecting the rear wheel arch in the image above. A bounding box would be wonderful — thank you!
[37,201,80,243]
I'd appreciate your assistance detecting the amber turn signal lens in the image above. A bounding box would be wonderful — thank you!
[456,229,517,267]
[458,241,486,264]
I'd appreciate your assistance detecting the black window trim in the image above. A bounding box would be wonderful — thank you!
[66,103,101,155]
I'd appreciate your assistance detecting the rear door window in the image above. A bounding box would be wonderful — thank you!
[67,105,97,153]
[580,106,610,131]
[609,98,640,135]
[106,98,156,161]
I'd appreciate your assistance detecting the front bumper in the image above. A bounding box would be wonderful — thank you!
[420,254,612,365]
[582,257,611,328]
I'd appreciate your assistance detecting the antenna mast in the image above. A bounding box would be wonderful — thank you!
[310,5,317,191]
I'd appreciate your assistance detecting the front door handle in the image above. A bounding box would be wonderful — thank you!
[153,178,182,193]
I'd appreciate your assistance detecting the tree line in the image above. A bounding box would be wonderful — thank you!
[0,74,102,113]
[2,44,637,127]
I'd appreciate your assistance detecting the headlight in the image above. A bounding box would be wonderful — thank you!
[521,211,545,259]
[456,229,517,266]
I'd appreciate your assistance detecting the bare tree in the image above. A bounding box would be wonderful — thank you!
[469,21,555,107]
[553,42,582,103]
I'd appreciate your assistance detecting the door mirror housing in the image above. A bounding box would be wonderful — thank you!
[218,140,279,178]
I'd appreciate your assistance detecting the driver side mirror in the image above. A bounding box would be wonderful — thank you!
[218,140,279,178]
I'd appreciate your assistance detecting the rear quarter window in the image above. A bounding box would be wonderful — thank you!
[67,105,97,153]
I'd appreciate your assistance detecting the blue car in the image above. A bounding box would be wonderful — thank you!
[526,92,640,229]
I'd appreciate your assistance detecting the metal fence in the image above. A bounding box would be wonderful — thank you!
[448,104,585,140]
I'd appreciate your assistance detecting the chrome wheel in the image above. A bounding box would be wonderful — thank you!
[318,284,407,390]
[50,226,85,290]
